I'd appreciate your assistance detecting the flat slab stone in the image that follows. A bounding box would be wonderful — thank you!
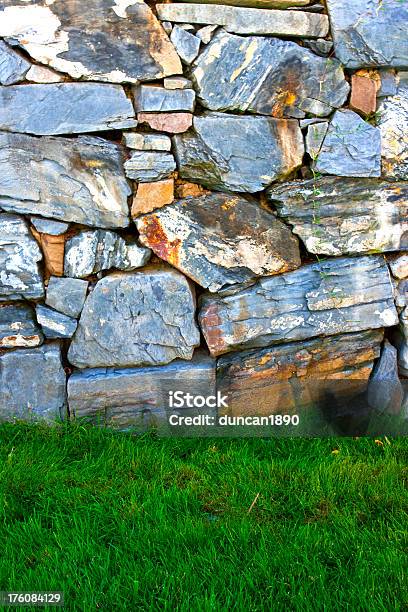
[0,83,136,135]
[137,112,193,133]
[124,151,176,182]
[326,0,408,69]
[173,112,304,192]
[30,217,69,236]
[0,213,44,301]
[268,177,408,256]
[123,133,171,151]
[133,85,195,112]
[132,179,174,217]
[137,192,301,291]
[46,277,88,318]
[177,0,313,6]
[199,255,398,356]
[0,343,66,421]
[0,40,30,85]
[0,132,131,228]
[170,26,201,64]
[192,31,349,118]
[68,268,200,368]
[157,4,329,38]
[36,304,77,339]
[0,0,182,83]
[378,84,408,180]
[0,303,43,348]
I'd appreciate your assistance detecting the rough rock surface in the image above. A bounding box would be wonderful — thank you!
[0,39,30,85]
[164,76,193,90]
[26,64,63,83]
[367,340,404,415]
[68,268,200,368]
[0,213,44,301]
[46,277,88,319]
[0,343,66,421]
[137,112,193,133]
[350,70,379,115]
[396,307,408,376]
[137,193,301,291]
[64,230,151,278]
[192,31,349,118]
[199,255,398,356]
[0,303,43,348]
[173,0,313,6]
[124,151,176,182]
[133,85,195,113]
[305,122,328,158]
[30,229,65,278]
[268,177,408,256]
[0,0,182,83]
[388,254,408,280]
[0,133,131,228]
[173,112,304,192]
[36,304,78,339]
[30,217,69,236]
[0,83,136,135]
[170,26,201,64]
[378,84,408,180]
[123,133,171,152]
[132,179,174,217]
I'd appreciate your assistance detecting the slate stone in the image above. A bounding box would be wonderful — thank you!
[164,76,193,90]
[0,0,182,83]
[173,112,304,193]
[305,122,328,158]
[137,192,301,292]
[0,303,43,349]
[123,133,172,152]
[0,343,66,422]
[267,177,408,256]
[64,230,151,279]
[36,304,77,339]
[304,39,333,57]
[196,25,219,44]
[378,69,398,98]
[133,85,195,112]
[26,65,63,83]
[367,340,404,415]
[124,151,176,182]
[177,0,313,6]
[157,4,329,38]
[0,83,136,135]
[0,132,131,229]
[170,26,201,64]
[395,278,408,310]
[46,277,89,319]
[315,110,381,178]
[0,213,44,302]
[68,268,200,368]
[326,0,408,69]
[192,31,349,118]
[199,255,398,356]
[378,84,408,180]
[30,217,69,236]
[0,40,30,85]
[397,307,408,376]
[388,253,408,280]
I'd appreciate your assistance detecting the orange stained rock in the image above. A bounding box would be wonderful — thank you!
[132,179,174,217]
[350,70,380,115]
[31,228,65,278]
[175,181,208,198]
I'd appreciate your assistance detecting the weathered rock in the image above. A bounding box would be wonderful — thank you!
[157,4,329,38]
[326,0,408,69]
[170,26,201,64]
[164,76,193,90]
[0,83,136,135]
[0,0,182,83]
[123,133,171,152]
[315,110,381,178]
[305,122,328,158]
[0,303,43,348]
[0,133,131,228]
[367,340,403,415]
[64,230,151,278]
[267,177,408,256]
[31,228,65,278]
[378,84,408,180]
[192,32,349,118]
[199,255,398,356]
[176,0,313,7]
[36,304,77,339]
[396,307,408,376]
[175,181,207,198]
[350,70,379,115]
[137,193,301,291]
[0,343,66,421]
[46,277,88,319]
[124,151,176,181]
[378,69,398,97]
[196,25,219,44]
[173,112,304,192]
[131,179,174,217]
[137,112,193,133]
[304,38,333,57]
[68,352,215,429]
[31,217,69,236]
[68,268,200,368]
[395,279,408,310]
[0,40,30,85]
[133,85,195,113]
[26,64,63,83]
[0,213,44,301]
[388,253,408,280]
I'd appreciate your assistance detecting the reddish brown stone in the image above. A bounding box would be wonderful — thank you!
[175,181,208,198]
[32,228,65,278]
[350,70,380,115]
[137,112,193,134]
[131,179,174,217]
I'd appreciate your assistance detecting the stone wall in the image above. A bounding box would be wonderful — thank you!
[0,0,407,428]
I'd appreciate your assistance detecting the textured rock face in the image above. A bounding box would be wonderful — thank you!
[0,133,131,228]
[124,151,176,182]
[170,26,201,64]
[268,177,408,256]
[137,193,301,291]
[0,40,30,85]
[30,218,69,236]
[350,70,379,115]
[192,31,349,118]
[0,303,43,348]
[30,229,65,278]
[0,213,44,301]
[378,84,408,180]
[36,304,78,339]
[0,0,182,83]
[46,277,88,319]
[326,0,408,69]
[367,340,403,415]
[388,253,408,280]
[68,268,200,368]
[0,83,136,134]
[124,133,172,152]
[173,112,304,192]
[137,112,193,133]
[133,85,195,113]
[199,255,398,356]
[132,179,174,217]
[0,343,66,421]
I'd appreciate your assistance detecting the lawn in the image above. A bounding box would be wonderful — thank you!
[0,423,407,611]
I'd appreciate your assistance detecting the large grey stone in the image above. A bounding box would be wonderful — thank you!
[0,83,136,135]
[0,213,44,301]
[378,84,408,180]
[0,0,182,83]
[0,132,131,228]
[0,343,66,421]
[192,31,349,118]
[124,151,176,182]
[64,230,151,278]
[137,192,301,292]
[157,4,329,38]
[0,40,30,85]
[199,255,398,356]
[326,0,408,69]
[315,110,381,178]
[367,340,403,415]
[268,177,408,256]
[46,277,89,319]
[173,112,304,193]
[170,26,201,64]
[133,85,195,112]
[0,303,43,348]
[36,304,77,339]
[68,268,200,368]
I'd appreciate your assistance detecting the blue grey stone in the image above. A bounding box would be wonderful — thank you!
[133,85,195,112]
[46,277,88,319]
[0,303,43,348]
[367,340,404,415]
[378,84,408,180]
[170,25,201,64]
[378,69,398,97]
[30,217,69,236]
[0,40,30,85]
[124,151,176,182]
[36,304,77,339]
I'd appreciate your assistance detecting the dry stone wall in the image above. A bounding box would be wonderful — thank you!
[0,0,407,428]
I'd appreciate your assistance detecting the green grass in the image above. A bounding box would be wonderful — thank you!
[0,423,407,611]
